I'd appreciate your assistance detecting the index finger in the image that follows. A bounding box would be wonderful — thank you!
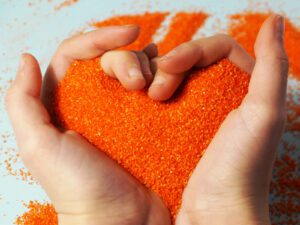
[148,34,255,101]
[47,25,140,81]
[42,25,139,109]
[157,34,255,74]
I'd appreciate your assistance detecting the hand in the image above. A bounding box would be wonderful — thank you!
[106,15,288,225]
[5,26,170,225]
[6,14,287,225]
[155,15,287,225]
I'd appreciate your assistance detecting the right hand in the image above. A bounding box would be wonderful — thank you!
[106,15,288,225]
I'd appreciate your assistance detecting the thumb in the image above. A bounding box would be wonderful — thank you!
[239,14,289,149]
[6,54,58,168]
[185,15,289,192]
[6,54,51,135]
[11,54,43,98]
[247,14,289,110]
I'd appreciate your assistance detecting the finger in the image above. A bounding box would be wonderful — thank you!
[42,25,140,111]
[135,50,154,85]
[148,34,255,101]
[148,67,186,101]
[186,16,289,198]
[143,43,158,59]
[157,34,255,74]
[101,50,146,90]
[5,54,60,159]
[47,25,140,81]
[246,14,288,110]
[138,43,159,85]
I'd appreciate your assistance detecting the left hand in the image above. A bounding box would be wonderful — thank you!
[6,25,171,225]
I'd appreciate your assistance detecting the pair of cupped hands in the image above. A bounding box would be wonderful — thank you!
[6,15,288,225]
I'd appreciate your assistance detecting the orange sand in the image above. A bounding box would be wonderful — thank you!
[157,12,208,54]
[92,12,168,50]
[229,12,300,80]
[54,58,250,218]
[15,201,57,225]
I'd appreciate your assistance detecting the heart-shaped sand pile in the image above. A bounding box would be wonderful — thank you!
[54,58,250,218]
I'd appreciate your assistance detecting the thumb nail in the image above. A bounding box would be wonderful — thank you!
[122,24,138,29]
[17,54,25,75]
[276,15,284,42]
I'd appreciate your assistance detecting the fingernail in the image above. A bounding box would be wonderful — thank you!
[18,54,25,74]
[276,15,284,41]
[152,75,165,86]
[128,67,144,80]
[122,24,138,28]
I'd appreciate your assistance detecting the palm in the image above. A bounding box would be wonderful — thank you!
[176,33,286,225]
[6,26,170,225]
[176,93,285,224]
[13,66,170,225]
[32,122,169,225]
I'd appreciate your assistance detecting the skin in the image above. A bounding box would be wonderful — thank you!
[5,14,288,225]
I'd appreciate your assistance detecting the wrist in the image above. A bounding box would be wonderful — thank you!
[55,199,148,225]
[58,214,104,225]
[177,194,271,225]
[56,203,120,225]
[58,213,127,225]
[177,206,271,225]
[54,195,142,225]
[54,187,170,225]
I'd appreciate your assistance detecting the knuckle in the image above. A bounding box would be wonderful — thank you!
[112,50,134,59]
[256,52,289,76]
[259,105,286,127]
[214,33,238,52]
[19,142,35,161]
[256,44,289,65]
[5,85,17,109]
[56,36,75,56]
[19,141,39,164]
[215,33,234,42]
[181,41,197,50]
[19,132,49,164]
[242,98,286,134]
[126,50,138,59]
[58,38,70,52]
[260,54,287,62]
[90,36,104,50]
[177,41,200,58]
[102,50,123,62]
[121,51,140,63]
